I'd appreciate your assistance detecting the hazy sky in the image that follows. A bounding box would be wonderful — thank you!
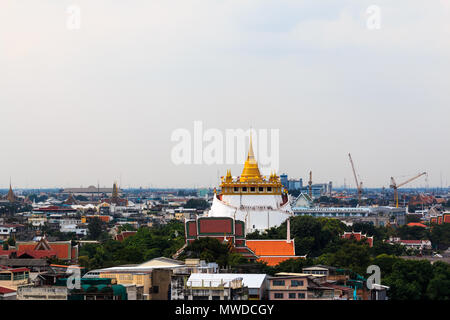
[0,1,449,189]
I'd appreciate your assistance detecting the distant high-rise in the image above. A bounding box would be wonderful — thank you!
[280,174,288,188]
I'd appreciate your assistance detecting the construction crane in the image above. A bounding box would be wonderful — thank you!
[348,153,363,205]
[390,172,427,208]
[308,171,312,198]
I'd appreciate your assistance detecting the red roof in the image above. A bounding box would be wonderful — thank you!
[0,266,29,273]
[17,250,57,259]
[407,222,427,228]
[258,256,302,266]
[322,283,353,292]
[115,231,137,242]
[86,215,111,223]
[16,241,73,260]
[342,232,374,247]
[246,240,295,256]
[444,215,450,224]
[0,249,16,257]
[400,240,423,244]
[0,286,16,294]
[246,240,299,266]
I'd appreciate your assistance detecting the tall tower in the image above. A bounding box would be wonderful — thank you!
[308,171,313,198]
[7,181,16,203]
[112,181,119,204]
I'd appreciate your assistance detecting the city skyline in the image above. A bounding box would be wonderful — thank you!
[1,1,449,189]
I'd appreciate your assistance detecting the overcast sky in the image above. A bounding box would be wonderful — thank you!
[0,1,449,189]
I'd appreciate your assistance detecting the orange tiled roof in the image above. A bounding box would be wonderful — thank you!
[246,240,295,256]
[258,256,300,267]
[407,222,427,228]
[17,250,57,259]
[16,242,72,260]
[47,243,71,260]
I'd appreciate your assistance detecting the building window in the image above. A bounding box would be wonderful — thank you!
[289,293,296,299]
[291,280,304,287]
[267,187,272,192]
[242,187,247,192]
[259,187,264,192]
[0,273,11,281]
[13,273,28,281]
[250,187,256,192]
[274,293,284,299]
[273,280,285,286]
[298,293,305,299]
[234,187,239,192]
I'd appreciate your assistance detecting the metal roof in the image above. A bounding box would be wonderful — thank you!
[187,273,267,289]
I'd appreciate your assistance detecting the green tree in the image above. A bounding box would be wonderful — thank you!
[430,223,450,250]
[87,217,106,240]
[272,257,314,274]
[317,240,371,275]
[184,238,230,267]
[7,237,15,247]
[384,259,433,300]
[426,261,450,300]
[185,199,210,210]
[372,254,400,276]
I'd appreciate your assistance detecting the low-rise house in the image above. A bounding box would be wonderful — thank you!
[15,237,79,263]
[302,265,349,284]
[267,274,334,300]
[322,282,354,300]
[387,237,432,251]
[94,257,185,300]
[430,212,450,225]
[0,224,23,241]
[114,231,137,242]
[60,223,88,236]
[184,273,267,300]
[0,286,17,300]
[27,214,47,227]
[342,231,373,247]
[17,278,128,300]
[0,256,49,273]
[17,285,68,300]
[170,259,219,300]
[0,266,30,290]
[368,283,389,300]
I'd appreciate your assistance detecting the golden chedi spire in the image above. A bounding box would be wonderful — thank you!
[112,181,119,200]
[7,180,16,203]
[225,169,233,182]
[240,132,262,182]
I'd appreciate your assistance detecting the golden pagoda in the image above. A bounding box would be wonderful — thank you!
[7,182,16,203]
[219,134,283,195]
[112,181,119,201]
[239,134,262,182]
[208,132,292,233]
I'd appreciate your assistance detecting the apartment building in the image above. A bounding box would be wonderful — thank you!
[267,274,334,300]
[183,273,267,300]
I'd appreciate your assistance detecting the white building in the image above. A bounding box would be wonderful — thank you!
[185,273,268,300]
[207,137,292,233]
